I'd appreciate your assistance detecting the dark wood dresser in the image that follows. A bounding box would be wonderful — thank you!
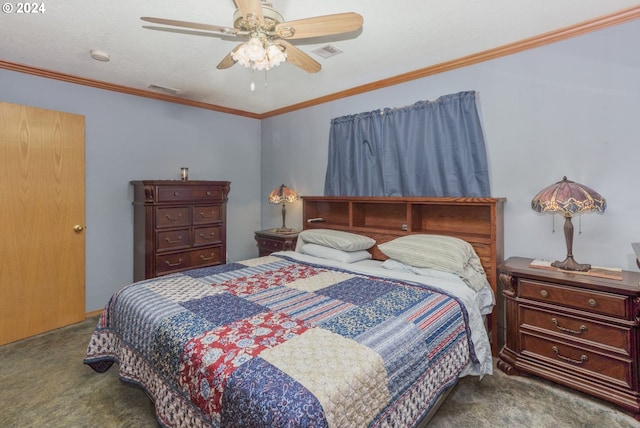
[131,180,230,281]
[254,229,298,257]
[498,256,640,420]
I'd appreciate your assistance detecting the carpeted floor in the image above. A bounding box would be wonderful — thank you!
[0,317,638,428]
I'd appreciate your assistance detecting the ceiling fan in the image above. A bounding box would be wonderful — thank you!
[141,0,363,74]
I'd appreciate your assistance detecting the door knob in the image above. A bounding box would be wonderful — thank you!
[73,225,84,232]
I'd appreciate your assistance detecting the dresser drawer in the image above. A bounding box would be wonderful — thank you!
[156,229,191,252]
[520,306,630,355]
[190,186,224,200]
[157,185,223,202]
[193,205,222,225]
[191,246,223,268]
[156,252,190,275]
[519,279,628,318]
[194,226,222,246]
[521,333,633,389]
[155,206,190,228]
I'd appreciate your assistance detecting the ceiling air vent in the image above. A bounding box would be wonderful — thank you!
[311,45,343,59]
[147,84,180,96]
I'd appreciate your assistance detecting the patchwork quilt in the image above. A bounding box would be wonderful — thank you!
[84,255,478,427]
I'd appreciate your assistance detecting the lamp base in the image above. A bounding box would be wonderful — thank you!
[274,227,294,233]
[552,256,591,272]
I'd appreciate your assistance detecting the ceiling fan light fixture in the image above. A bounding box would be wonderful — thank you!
[245,37,267,61]
[232,37,287,71]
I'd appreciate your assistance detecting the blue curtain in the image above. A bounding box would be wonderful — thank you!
[324,91,491,197]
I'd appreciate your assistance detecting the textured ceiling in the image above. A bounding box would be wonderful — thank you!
[2,1,640,116]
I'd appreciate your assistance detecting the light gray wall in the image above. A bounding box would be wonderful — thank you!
[261,19,640,271]
[0,69,262,311]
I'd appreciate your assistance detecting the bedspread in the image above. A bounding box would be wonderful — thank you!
[85,255,478,427]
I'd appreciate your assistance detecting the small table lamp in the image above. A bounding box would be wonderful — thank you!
[268,184,299,233]
[531,176,606,272]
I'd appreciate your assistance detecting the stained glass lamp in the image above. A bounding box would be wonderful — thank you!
[268,184,299,233]
[531,176,606,271]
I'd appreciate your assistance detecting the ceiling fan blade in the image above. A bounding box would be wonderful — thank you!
[217,44,243,69]
[278,40,321,73]
[140,17,244,36]
[276,12,363,39]
[234,0,264,25]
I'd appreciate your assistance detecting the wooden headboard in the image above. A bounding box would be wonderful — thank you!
[302,196,506,355]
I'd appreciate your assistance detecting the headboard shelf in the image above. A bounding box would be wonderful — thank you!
[302,195,506,355]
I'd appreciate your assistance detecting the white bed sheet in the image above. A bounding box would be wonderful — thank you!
[276,251,494,377]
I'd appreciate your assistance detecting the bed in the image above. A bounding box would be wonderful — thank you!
[85,196,504,427]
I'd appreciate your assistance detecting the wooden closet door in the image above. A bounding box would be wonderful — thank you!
[0,101,85,345]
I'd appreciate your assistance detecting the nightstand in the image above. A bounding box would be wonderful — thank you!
[498,256,640,421]
[254,229,299,257]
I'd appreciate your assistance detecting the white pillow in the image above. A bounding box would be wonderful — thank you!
[301,243,372,263]
[298,229,375,252]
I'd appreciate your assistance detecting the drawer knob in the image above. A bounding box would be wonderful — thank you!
[199,212,215,218]
[174,191,179,196]
[540,290,549,298]
[552,346,588,365]
[588,298,597,307]
[200,253,215,261]
[551,318,587,335]
[165,236,182,244]
[199,233,215,240]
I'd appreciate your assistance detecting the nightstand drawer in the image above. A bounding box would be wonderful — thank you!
[522,333,633,389]
[521,306,630,354]
[257,237,286,252]
[519,279,628,318]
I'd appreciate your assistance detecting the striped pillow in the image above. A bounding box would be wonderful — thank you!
[378,234,488,291]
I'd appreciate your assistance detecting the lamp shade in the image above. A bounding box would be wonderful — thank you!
[531,176,606,217]
[269,184,299,204]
